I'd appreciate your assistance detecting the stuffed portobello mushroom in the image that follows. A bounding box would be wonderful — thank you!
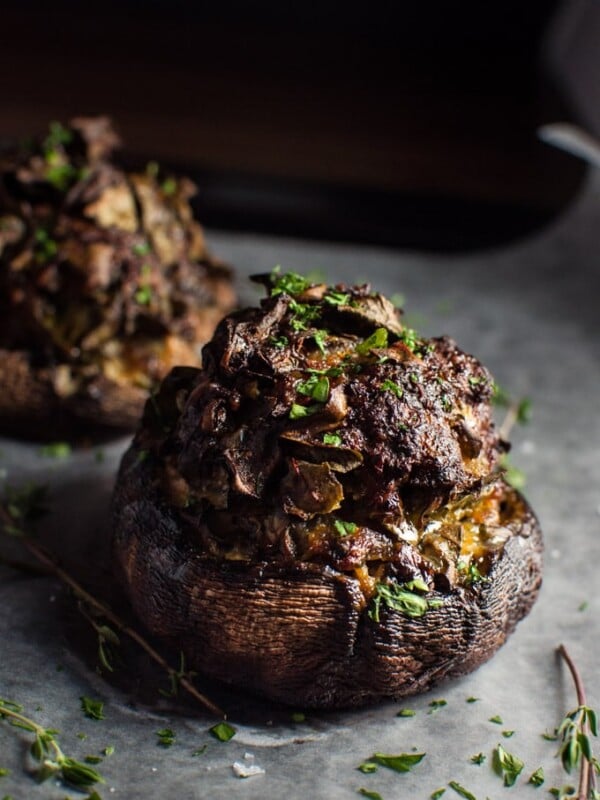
[112,272,543,709]
[0,117,235,435]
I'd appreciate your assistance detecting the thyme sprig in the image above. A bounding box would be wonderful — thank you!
[556,645,600,800]
[0,700,104,789]
[0,487,223,718]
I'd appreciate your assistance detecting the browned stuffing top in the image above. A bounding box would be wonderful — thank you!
[140,271,517,597]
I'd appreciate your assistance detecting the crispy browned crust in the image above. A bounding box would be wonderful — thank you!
[112,440,543,709]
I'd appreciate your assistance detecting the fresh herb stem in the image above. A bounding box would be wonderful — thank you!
[0,502,224,718]
[557,644,597,800]
[0,704,63,762]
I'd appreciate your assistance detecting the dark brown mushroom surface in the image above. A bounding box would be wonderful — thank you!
[0,117,235,436]
[112,272,543,708]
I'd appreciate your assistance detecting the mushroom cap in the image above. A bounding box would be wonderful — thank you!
[112,440,542,709]
[0,117,235,436]
[112,274,543,708]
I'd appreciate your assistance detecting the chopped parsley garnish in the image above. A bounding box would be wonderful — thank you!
[0,768,9,777]
[380,379,403,398]
[39,442,71,459]
[456,561,489,586]
[396,709,416,718]
[323,433,342,446]
[491,381,511,406]
[270,270,311,297]
[334,519,358,537]
[296,374,330,403]
[466,697,480,704]
[528,766,544,786]
[209,721,236,742]
[368,752,425,773]
[324,290,350,306]
[289,403,320,420]
[288,298,321,331]
[84,755,103,764]
[428,699,447,714]
[132,241,151,256]
[312,329,328,353]
[80,697,105,721]
[578,601,589,612]
[493,743,524,787]
[192,745,208,756]
[135,284,153,306]
[161,178,177,195]
[489,715,503,725]
[431,790,446,800]
[448,781,476,800]
[45,162,80,191]
[102,746,114,756]
[502,730,515,738]
[269,335,289,348]
[43,121,73,152]
[369,581,441,622]
[357,761,378,774]
[356,328,388,354]
[33,228,58,263]
[468,376,487,387]
[499,454,526,489]
[470,752,486,765]
[2,482,48,537]
[156,728,175,747]
[440,394,452,412]
[398,327,419,352]
[358,789,382,800]
[517,397,532,424]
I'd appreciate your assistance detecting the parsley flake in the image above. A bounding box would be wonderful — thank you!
[269,335,289,349]
[296,374,330,403]
[448,781,476,800]
[396,709,416,718]
[428,699,447,714]
[209,721,236,742]
[289,403,321,420]
[381,379,403,398]
[528,766,544,786]
[493,743,524,787]
[358,789,382,800]
[357,761,378,774]
[323,432,342,446]
[39,442,71,459]
[132,241,151,256]
[80,697,105,721]
[356,328,388,354]
[324,290,350,306]
[366,752,425,773]
[334,519,358,537]
[270,270,311,297]
[369,581,441,622]
[156,728,175,747]
[470,752,486,765]
[489,715,503,724]
[466,697,480,704]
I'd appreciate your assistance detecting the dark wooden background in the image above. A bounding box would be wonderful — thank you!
[0,0,586,249]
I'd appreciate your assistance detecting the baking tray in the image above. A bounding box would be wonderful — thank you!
[1,174,599,799]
